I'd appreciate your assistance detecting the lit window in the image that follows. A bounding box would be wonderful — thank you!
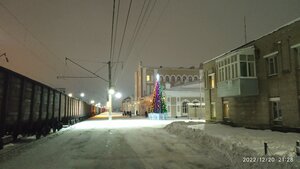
[210,102,216,119]
[146,75,150,81]
[208,74,215,89]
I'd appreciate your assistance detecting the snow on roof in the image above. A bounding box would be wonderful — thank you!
[204,16,300,64]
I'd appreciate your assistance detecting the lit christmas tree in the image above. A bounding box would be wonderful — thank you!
[151,75,167,113]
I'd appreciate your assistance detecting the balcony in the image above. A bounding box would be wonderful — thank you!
[217,78,258,97]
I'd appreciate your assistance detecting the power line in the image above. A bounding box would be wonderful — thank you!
[0,2,65,68]
[134,0,157,57]
[137,0,169,59]
[109,0,117,62]
[115,0,169,85]
[65,57,109,82]
[124,0,147,58]
[111,0,121,63]
[113,0,133,85]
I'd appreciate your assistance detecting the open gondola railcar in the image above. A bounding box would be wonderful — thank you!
[0,66,95,149]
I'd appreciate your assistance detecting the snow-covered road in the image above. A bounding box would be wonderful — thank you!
[0,119,230,169]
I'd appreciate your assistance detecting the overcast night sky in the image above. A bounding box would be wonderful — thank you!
[0,0,300,106]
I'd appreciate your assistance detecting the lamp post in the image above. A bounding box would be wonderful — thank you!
[108,61,113,120]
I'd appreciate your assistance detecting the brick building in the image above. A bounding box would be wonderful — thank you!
[203,18,300,130]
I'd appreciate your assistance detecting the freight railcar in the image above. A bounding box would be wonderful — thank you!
[0,66,95,149]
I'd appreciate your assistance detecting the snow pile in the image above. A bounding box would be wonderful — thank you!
[165,122,300,169]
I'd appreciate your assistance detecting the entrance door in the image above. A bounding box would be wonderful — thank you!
[223,101,229,120]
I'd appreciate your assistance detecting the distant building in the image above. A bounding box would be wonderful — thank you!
[134,62,203,116]
[164,80,205,119]
[203,18,300,130]
[121,96,134,112]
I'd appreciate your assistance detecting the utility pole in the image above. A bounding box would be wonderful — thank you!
[108,61,113,120]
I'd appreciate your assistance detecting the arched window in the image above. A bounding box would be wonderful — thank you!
[188,76,193,82]
[177,76,181,82]
[182,101,189,113]
[194,76,198,81]
[166,76,170,82]
[171,76,176,84]
[160,76,164,82]
[183,76,187,82]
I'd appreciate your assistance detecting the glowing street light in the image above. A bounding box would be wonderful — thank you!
[68,93,73,97]
[108,88,115,95]
[156,73,160,81]
[115,92,122,99]
[80,92,85,97]
[90,100,95,104]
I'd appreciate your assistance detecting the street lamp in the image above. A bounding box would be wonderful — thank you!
[115,92,122,99]
[68,93,73,97]
[80,92,85,97]
[90,100,95,104]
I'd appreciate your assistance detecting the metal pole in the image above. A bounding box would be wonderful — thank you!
[296,140,300,156]
[264,142,268,155]
[108,61,112,120]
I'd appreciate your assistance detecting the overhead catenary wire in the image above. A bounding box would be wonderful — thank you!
[136,0,169,60]
[111,0,149,84]
[125,0,151,59]
[65,57,109,82]
[111,0,121,64]
[113,0,133,85]
[0,2,65,69]
[109,0,117,63]
[114,0,163,86]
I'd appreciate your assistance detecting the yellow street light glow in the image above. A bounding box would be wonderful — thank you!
[90,100,95,104]
[68,93,73,97]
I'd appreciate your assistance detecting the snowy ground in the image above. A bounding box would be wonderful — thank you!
[0,118,229,169]
[1,117,299,169]
[165,122,300,169]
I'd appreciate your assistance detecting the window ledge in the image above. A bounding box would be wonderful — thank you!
[267,74,278,78]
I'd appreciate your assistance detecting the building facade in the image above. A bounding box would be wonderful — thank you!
[164,80,205,119]
[134,62,202,116]
[203,18,300,129]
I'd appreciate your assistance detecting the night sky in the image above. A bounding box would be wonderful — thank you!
[0,0,300,107]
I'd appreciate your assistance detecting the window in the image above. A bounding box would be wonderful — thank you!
[171,76,176,84]
[183,76,187,82]
[146,75,150,82]
[166,76,170,82]
[210,102,216,119]
[208,74,215,89]
[194,76,198,81]
[188,76,193,82]
[177,76,181,82]
[160,76,164,82]
[182,101,188,114]
[270,100,282,121]
[267,55,278,76]
[293,46,300,68]
[239,54,255,77]
[216,52,256,81]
